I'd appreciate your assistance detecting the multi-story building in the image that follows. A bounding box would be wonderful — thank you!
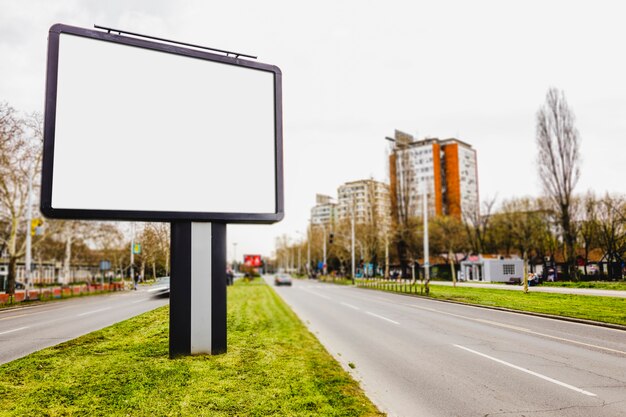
[388,130,479,220]
[336,179,391,229]
[310,194,337,226]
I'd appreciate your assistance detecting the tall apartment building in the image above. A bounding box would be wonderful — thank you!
[336,179,391,229]
[388,130,479,220]
[310,194,337,225]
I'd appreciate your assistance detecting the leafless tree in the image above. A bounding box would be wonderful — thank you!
[463,197,496,254]
[595,193,626,279]
[0,104,43,294]
[389,133,419,277]
[536,87,581,279]
[578,193,599,276]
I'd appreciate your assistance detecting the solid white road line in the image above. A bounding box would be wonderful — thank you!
[76,307,111,317]
[366,311,400,325]
[340,302,360,310]
[453,344,597,397]
[0,326,29,335]
[406,304,626,356]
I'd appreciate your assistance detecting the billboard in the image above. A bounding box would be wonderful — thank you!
[41,24,283,223]
[243,254,262,267]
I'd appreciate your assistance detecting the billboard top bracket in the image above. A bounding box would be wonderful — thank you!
[93,24,258,60]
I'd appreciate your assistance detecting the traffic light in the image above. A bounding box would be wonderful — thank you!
[329,232,334,244]
[31,218,44,236]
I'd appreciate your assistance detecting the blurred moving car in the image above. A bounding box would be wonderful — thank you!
[274,273,292,286]
[148,276,170,297]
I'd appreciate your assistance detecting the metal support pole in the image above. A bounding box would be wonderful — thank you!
[351,203,356,282]
[423,183,430,285]
[322,224,327,275]
[130,223,135,287]
[307,221,311,275]
[25,169,33,295]
[170,221,227,357]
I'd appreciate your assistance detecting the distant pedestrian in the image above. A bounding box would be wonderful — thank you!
[226,268,234,286]
[133,272,140,290]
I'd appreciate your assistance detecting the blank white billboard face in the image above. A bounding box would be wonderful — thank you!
[43,26,282,222]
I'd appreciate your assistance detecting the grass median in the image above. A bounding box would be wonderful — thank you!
[358,280,626,326]
[0,279,383,417]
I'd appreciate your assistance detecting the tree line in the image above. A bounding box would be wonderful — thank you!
[0,102,171,294]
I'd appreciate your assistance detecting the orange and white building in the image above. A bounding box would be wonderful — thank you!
[388,130,479,220]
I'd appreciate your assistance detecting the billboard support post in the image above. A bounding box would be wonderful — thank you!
[170,221,227,357]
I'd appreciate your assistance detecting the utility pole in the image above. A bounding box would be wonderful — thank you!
[307,221,311,276]
[351,201,356,283]
[322,224,327,276]
[423,182,430,293]
[25,167,33,296]
[384,232,389,279]
[297,241,302,275]
[130,223,135,288]
[233,242,238,272]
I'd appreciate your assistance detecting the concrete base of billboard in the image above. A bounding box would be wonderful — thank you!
[169,222,227,357]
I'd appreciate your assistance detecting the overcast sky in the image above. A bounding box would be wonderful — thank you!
[1,0,625,260]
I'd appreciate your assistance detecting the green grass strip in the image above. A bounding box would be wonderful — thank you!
[0,279,383,417]
[358,281,626,326]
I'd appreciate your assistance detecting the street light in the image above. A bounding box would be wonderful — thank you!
[232,242,238,272]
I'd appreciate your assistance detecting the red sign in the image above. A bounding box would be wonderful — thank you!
[244,254,262,267]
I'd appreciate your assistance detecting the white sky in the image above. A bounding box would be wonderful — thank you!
[1,0,626,260]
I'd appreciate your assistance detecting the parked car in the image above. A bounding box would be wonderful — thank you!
[274,274,292,286]
[148,276,170,297]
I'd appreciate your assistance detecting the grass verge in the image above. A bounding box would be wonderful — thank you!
[356,280,626,326]
[0,279,383,417]
[541,281,626,290]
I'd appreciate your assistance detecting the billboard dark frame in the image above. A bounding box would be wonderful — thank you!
[41,24,283,224]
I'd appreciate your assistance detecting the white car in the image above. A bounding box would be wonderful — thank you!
[274,274,292,286]
[148,276,170,297]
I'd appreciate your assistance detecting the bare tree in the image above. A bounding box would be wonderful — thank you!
[595,193,626,279]
[463,197,496,255]
[578,193,599,277]
[430,215,469,286]
[536,88,581,279]
[0,104,43,294]
[389,131,418,277]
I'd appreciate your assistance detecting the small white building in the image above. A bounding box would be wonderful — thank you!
[460,257,524,283]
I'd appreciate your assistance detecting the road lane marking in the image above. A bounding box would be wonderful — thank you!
[404,304,626,356]
[0,313,29,321]
[0,326,29,335]
[340,302,360,310]
[366,311,400,325]
[300,288,332,300]
[130,298,148,304]
[76,307,111,317]
[453,344,597,397]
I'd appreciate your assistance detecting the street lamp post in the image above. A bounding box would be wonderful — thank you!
[307,221,311,276]
[322,224,327,276]
[423,182,430,292]
[25,167,33,296]
[351,200,356,283]
[233,242,238,272]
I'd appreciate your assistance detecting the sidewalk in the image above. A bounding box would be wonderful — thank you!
[430,280,626,298]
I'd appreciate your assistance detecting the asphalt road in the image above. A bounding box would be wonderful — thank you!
[268,277,626,417]
[0,287,168,365]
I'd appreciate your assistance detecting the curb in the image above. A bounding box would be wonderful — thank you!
[353,284,626,332]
